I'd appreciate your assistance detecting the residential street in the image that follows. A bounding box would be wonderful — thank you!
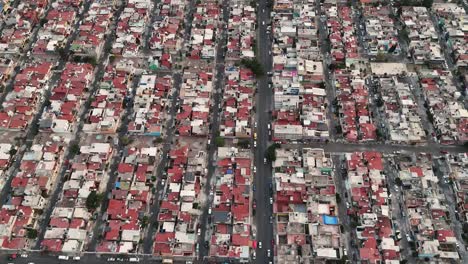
[197,0,230,260]
[253,0,274,263]
[282,141,467,155]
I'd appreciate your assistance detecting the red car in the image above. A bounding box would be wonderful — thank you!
[253,199,257,209]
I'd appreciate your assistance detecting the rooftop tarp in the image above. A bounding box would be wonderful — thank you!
[322,215,338,225]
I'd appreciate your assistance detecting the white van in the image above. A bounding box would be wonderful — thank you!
[58,256,69,260]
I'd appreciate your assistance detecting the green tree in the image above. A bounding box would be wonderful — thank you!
[265,143,280,162]
[27,229,38,239]
[215,136,225,147]
[240,58,265,77]
[422,0,433,8]
[141,216,149,228]
[395,177,403,186]
[86,191,104,211]
[335,193,342,203]
[69,143,80,155]
[8,148,17,156]
[120,136,133,146]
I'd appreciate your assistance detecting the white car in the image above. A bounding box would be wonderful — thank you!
[259,242,263,248]
[267,249,271,257]
[254,141,257,148]
[107,258,116,261]
[264,158,267,164]
[197,228,201,235]
[262,21,265,26]
[270,197,273,204]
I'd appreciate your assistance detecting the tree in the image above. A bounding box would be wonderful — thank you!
[395,177,403,186]
[86,191,104,211]
[120,136,133,146]
[27,229,38,239]
[8,148,17,156]
[141,216,149,228]
[240,58,265,77]
[422,0,433,8]
[69,143,80,155]
[335,193,342,203]
[265,143,280,162]
[215,136,225,147]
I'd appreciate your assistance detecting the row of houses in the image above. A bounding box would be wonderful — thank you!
[153,144,204,257]
[449,153,468,222]
[0,138,66,250]
[112,0,153,57]
[148,0,186,69]
[0,0,89,250]
[273,148,343,263]
[206,1,256,261]
[323,2,377,142]
[70,0,116,58]
[402,6,444,65]
[128,74,172,136]
[0,0,47,55]
[97,145,157,253]
[41,141,113,253]
[433,3,468,70]
[345,151,400,263]
[397,153,460,261]
[153,0,223,258]
[0,0,47,85]
[82,65,131,134]
[361,4,401,56]
[219,0,256,138]
[0,60,52,130]
[271,0,330,142]
[33,0,84,57]
[208,147,252,261]
[378,76,426,143]
[419,70,468,144]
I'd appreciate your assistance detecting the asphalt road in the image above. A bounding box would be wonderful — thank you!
[282,141,467,155]
[384,155,416,263]
[316,2,338,141]
[434,158,468,260]
[253,0,274,263]
[0,252,171,264]
[197,0,229,261]
[331,155,359,261]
